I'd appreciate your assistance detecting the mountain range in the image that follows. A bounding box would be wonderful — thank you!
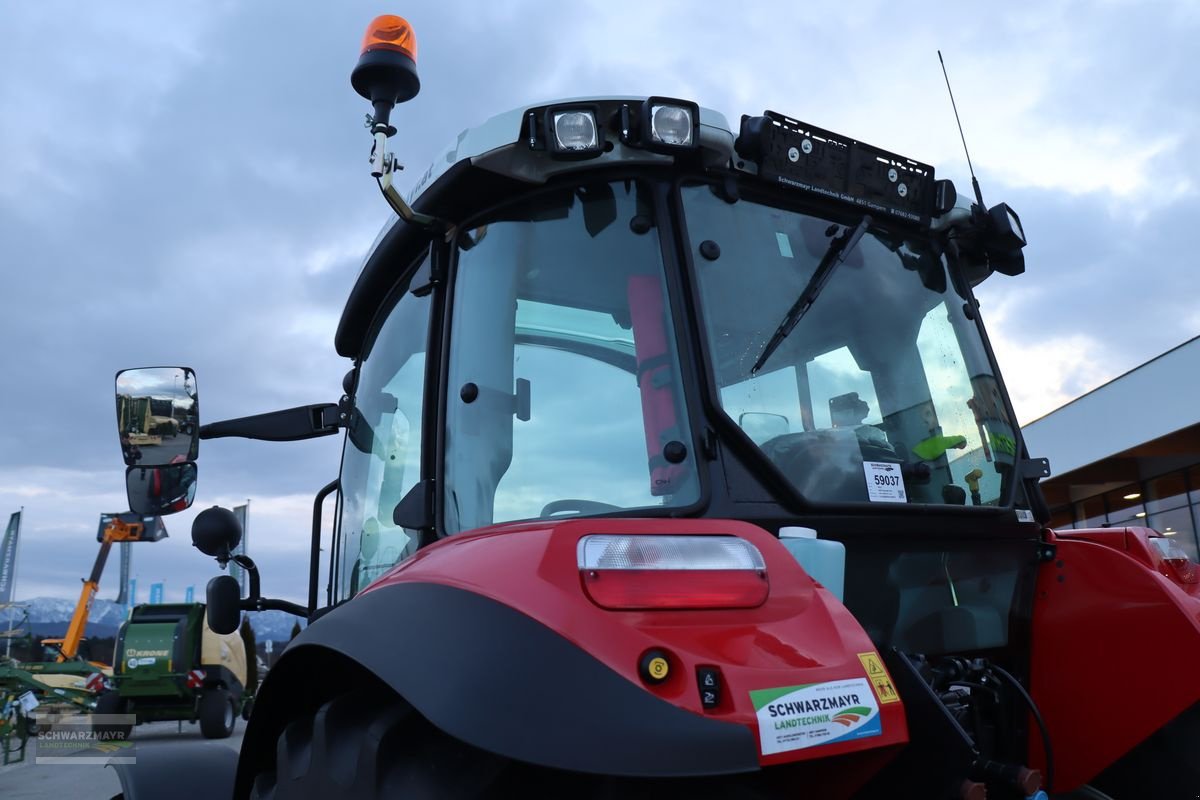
[0,596,304,642]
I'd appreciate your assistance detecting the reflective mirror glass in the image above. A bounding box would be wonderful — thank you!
[126,463,198,516]
[115,367,199,466]
[738,412,790,445]
[96,512,169,542]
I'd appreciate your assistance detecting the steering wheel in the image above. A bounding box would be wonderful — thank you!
[539,499,622,518]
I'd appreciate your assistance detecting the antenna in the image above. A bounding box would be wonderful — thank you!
[938,50,985,210]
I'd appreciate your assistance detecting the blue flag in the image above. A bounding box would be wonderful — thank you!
[149,582,164,605]
[231,503,250,599]
[184,585,194,604]
[0,511,21,604]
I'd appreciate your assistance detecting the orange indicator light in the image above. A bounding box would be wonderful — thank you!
[360,15,417,63]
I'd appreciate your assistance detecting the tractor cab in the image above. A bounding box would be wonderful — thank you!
[330,45,1046,638]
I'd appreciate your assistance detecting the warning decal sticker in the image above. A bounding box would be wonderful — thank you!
[750,677,882,755]
[857,652,901,704]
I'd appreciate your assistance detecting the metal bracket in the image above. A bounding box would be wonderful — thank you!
[1019,457,1051,480]
[369,129,439,228]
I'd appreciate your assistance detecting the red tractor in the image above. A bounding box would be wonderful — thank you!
[109,15,1200,800]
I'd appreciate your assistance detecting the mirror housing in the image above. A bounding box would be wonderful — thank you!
[192,506,243,564]
[126,463,197,516]
[206,575,241,635]
[116,367,199,467]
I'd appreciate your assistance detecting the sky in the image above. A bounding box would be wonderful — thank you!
[1,0,1197,604]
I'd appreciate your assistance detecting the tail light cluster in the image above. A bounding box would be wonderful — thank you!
[577,534,768,610]
[1149,536,1199,585]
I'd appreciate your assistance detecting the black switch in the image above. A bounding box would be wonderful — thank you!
[697,667,721,709]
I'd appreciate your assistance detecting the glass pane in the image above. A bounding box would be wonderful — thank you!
[1188,465,1200,505]
[682,183,1013,507]
[1048,508,1074,530]
[337,261,432,600]
[721,365,805,440]
[1075,496,1105,528]
[1145,471,1189,514]
[808,348,881,429]
[1104,484,1145,525]
[444,181,700,533]
[1150,505,1199,562]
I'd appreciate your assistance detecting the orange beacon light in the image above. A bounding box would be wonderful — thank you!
[352,14,420,134]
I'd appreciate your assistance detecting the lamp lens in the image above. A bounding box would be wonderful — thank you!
[650,104,693,146]
[553,111,599,151]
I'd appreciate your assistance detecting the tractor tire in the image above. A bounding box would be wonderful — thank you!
[248,691,509,799]
[246,691,768,799]
[93,691,133,742]
[199,688,237,739]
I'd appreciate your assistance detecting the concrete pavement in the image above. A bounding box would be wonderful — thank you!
[0,719,244,799]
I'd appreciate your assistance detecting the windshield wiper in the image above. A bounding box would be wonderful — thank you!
[750,214,872,374]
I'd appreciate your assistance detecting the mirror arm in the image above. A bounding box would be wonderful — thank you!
[230,553,261,600]
[241,597,310,618]
[231,553,310,620]
[200,404,343,442]
[310,479,339,616]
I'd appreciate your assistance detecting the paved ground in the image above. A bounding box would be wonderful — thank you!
[0,719,244,799]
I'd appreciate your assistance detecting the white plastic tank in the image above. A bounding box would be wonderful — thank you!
[778,526,846,601]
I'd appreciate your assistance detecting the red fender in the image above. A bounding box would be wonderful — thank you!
[1030,527,1200,790]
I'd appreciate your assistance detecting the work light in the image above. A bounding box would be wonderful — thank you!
[639,96,699,153]
[546,106,603,158]
[988,202,1025,249]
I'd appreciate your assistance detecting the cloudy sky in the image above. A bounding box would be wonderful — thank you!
[1,0,1196,605]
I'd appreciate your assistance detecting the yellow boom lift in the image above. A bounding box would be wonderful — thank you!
[41,513,167,661]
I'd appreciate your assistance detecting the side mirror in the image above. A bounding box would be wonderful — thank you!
[206,575,241,635]
[126,463,197,516]
[115,367,199,467]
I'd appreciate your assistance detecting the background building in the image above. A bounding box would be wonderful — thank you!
[1023,336,1200,560]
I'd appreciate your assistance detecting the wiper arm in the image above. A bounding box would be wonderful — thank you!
[750,214,872,375]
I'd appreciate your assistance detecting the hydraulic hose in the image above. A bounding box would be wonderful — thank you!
[991,663,1055,793]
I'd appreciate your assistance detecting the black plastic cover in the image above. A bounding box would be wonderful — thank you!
[736,111,935,225]
[241,582,760,785]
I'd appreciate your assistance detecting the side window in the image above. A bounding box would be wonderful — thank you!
[442,181,701,534]
[915,303,1009,504]
[336,256,432,601]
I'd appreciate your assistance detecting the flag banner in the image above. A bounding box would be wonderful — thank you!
[185,585,194,603]
[149,582,164,605]
[0,511,21,604]
[129,578,137,607]
[231,503,250,599]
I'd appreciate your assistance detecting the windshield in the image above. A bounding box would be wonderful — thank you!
[443,180,701,533]
[682,183,1016,507]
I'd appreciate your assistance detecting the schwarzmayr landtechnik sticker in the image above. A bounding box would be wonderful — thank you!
[750,677,881,755]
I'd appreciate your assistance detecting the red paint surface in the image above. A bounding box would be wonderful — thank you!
[365,517,908,768]
[1031,526,1200,790]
